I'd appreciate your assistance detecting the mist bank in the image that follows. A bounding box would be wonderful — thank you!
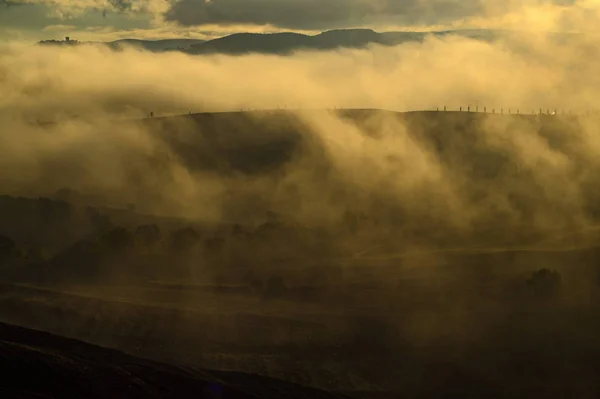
[4,23,600,284]
[4,109,600,243]
[8,30,600,119]
[3,29,600,237]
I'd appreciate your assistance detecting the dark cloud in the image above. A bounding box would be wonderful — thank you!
[164,0,369,30]
[163,0,585,30]
[0,0,171,16]
[162,0,489,30]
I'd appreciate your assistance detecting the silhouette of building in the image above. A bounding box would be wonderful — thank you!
[38,36,79,46]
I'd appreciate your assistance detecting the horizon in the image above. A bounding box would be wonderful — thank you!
[2,1,600,43]
[35,26,591,46]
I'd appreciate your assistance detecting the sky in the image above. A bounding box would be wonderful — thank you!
[0,1,599,42]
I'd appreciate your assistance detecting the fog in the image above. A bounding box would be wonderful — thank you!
[4,32,596,114]
[4,11,600,396]
[1,27,600,234]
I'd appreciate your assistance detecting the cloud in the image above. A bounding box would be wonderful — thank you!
[42,23,76,31]
[164,0,369,30]
[6,0,600,40]
[3,0,172,19]
[162,0,598,30]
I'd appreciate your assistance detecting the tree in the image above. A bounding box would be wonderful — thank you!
[135,224,161,246]
[87,209,114,235]
[0,234,17,263]
[54,187,80,203]
[527,268,562,300]
[170,227,200,252]
[38,197,71,225]
[100,228,133,253]
[203,236,225,253]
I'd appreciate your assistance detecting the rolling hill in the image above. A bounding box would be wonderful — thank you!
[38,28,508,55]
[38,28,584,55]
[183,28,499,55]
[0,320,348,399]
[5,109,600,398]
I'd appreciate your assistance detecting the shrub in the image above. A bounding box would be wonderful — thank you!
[170,228,200,252]
[100,228,133,253]
[135,224,161,246]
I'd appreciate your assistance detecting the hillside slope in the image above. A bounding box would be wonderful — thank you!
[184,29,470,55]
[38,29,585,56]
[38,28,505,55]
[0,320,347,399]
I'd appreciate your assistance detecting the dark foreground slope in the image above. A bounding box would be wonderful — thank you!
[0,321,346,399]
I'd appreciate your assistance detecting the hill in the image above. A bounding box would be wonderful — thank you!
[0,320,348,399]
[37,28,509,55]
[181,28,577,55]
[184,28,479,55]
[37,29,584,55]
[5,109,600,397]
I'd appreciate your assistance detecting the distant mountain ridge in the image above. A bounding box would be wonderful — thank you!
[183,28,505,55]
[37,28,574,55]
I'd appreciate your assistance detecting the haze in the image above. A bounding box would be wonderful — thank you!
[3,2,600,399]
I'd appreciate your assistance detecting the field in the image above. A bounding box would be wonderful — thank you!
[3,110,600,398]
